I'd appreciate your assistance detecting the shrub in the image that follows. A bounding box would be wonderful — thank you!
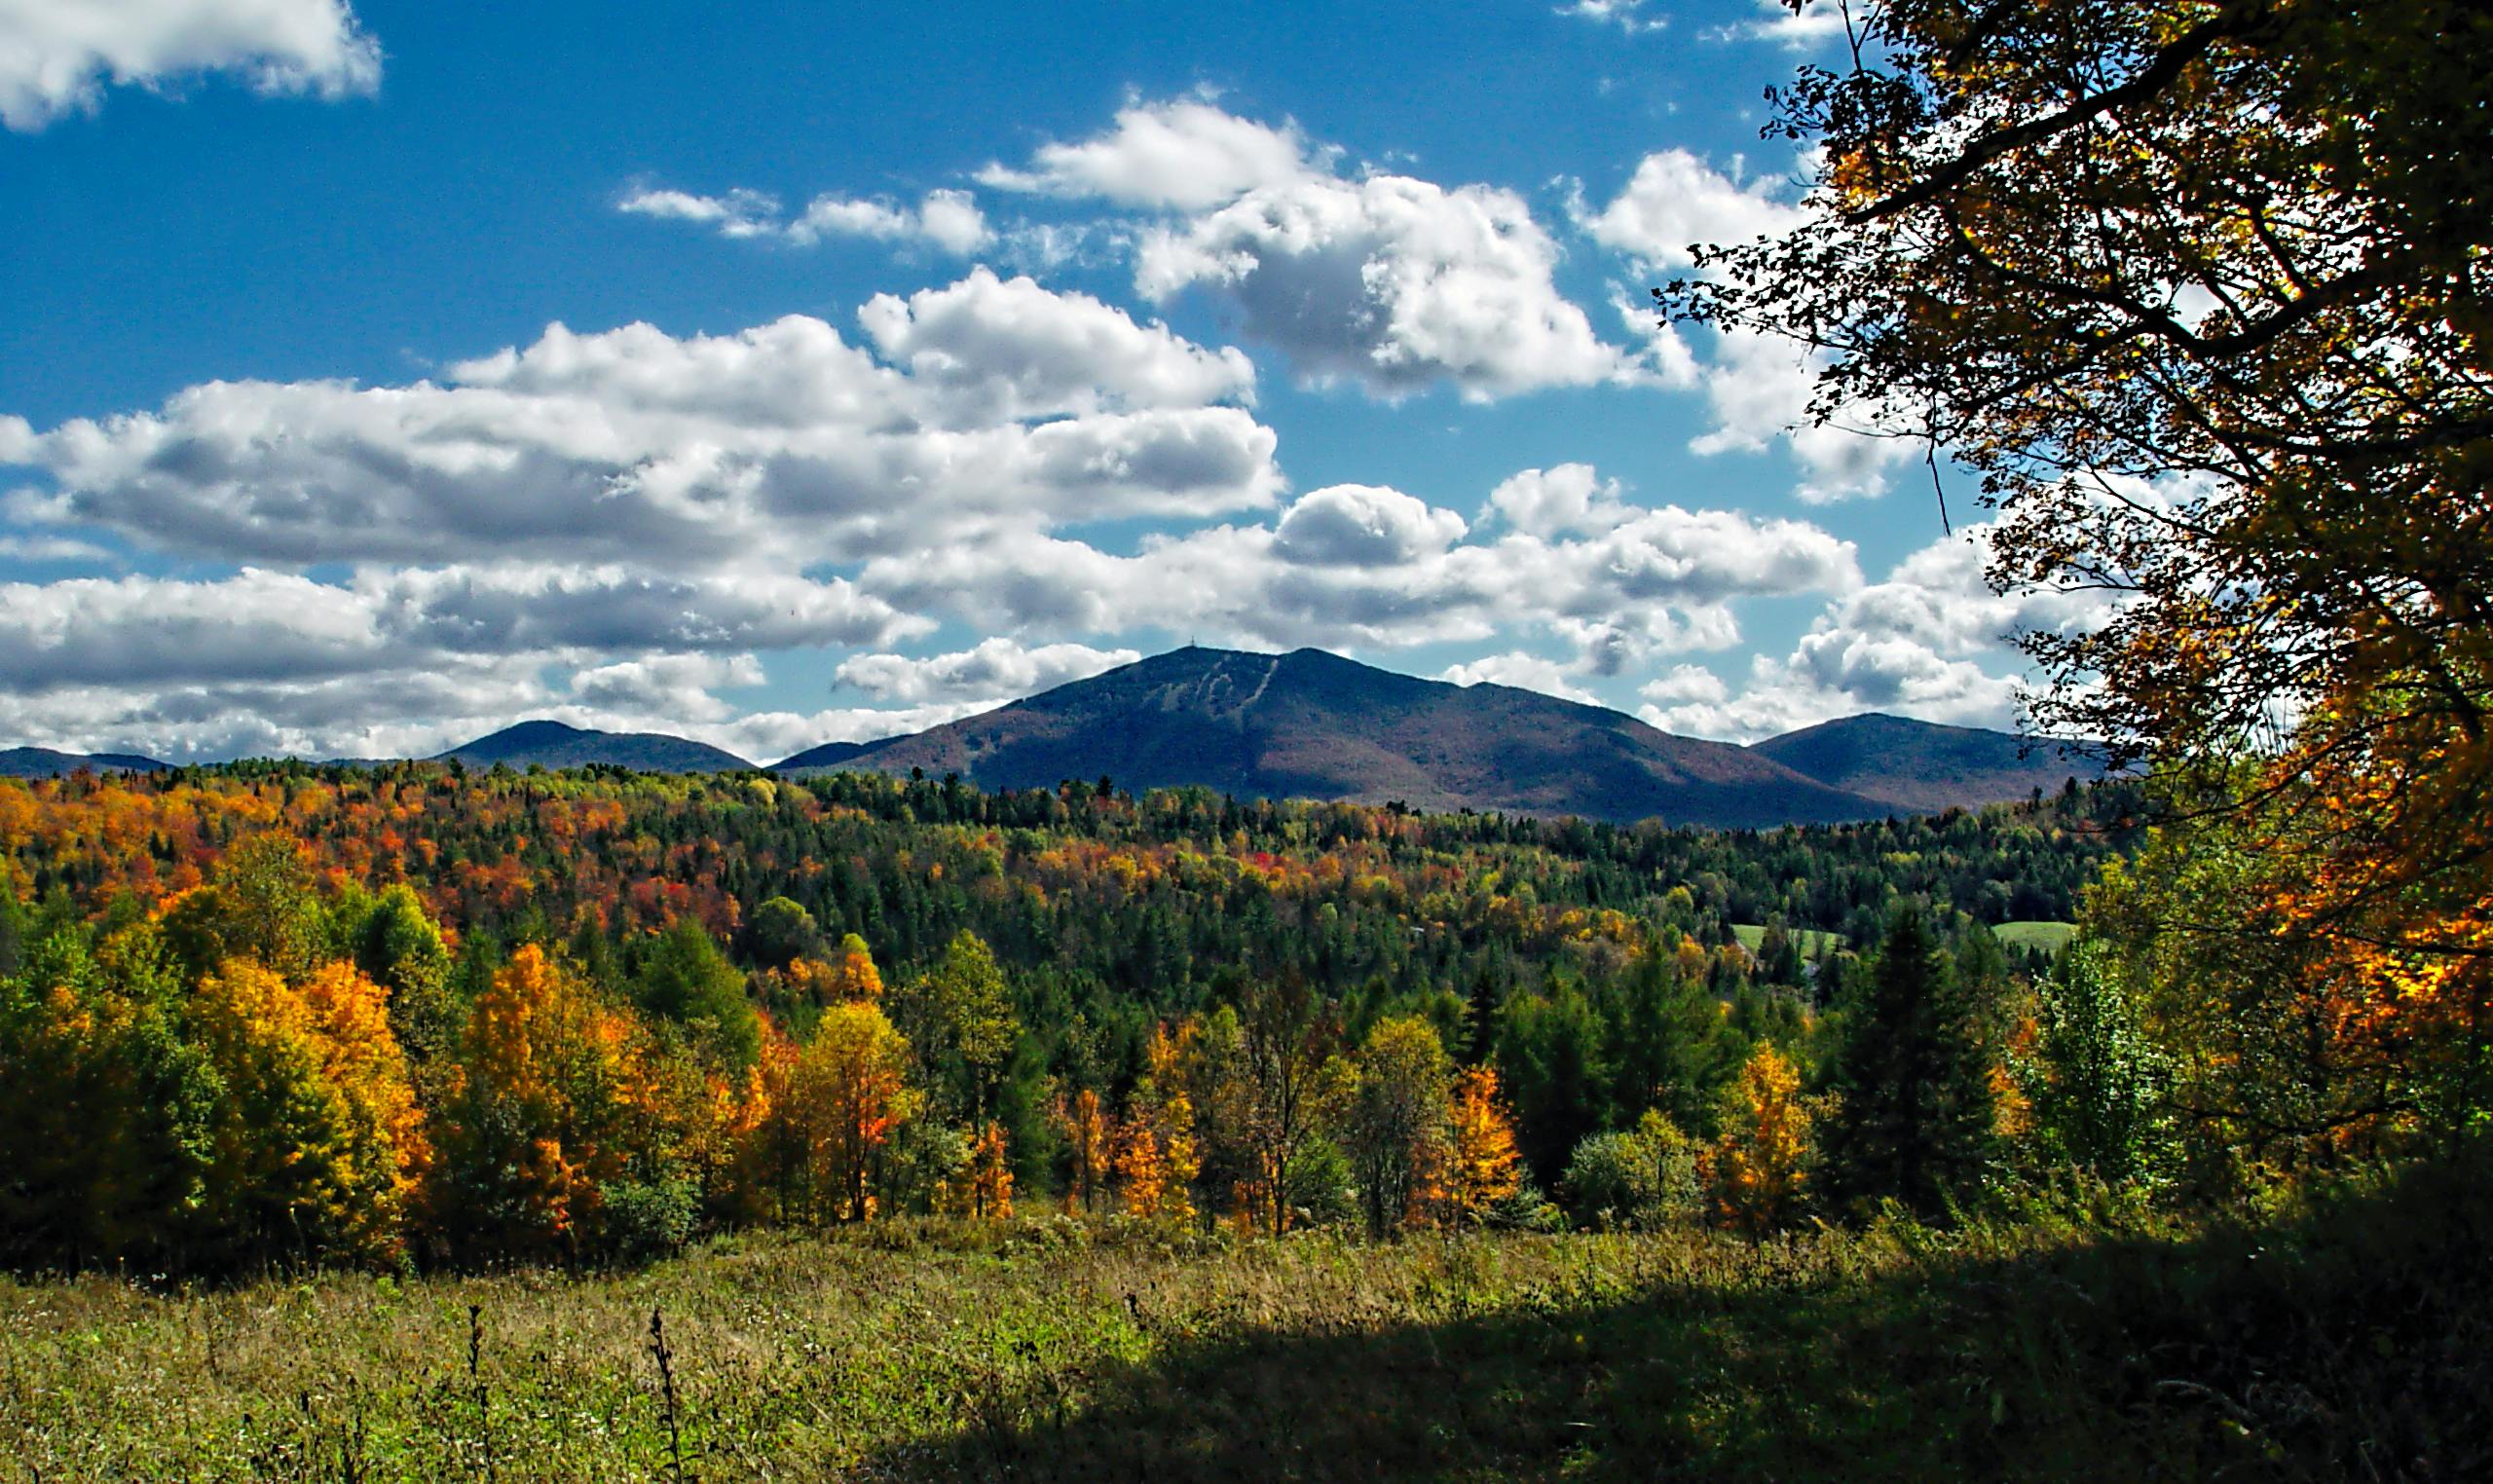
[1563,1111,1700,1229]
[604,1176,699,1265]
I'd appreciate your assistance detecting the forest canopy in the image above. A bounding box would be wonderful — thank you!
[0,761,2120,1272]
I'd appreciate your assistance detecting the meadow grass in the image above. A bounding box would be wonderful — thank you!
[2,1157,2482,1481]
[1728,920,2076,957]
[1729,923,1842,957]
[1992,920,2079,952]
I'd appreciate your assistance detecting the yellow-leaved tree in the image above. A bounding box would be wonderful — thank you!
[190,957,426,1266]
[948,1121,1013,1221]
[773,1000,917,1222]
[1339,1016,1451,1239]
[1709,1044,1814,1240]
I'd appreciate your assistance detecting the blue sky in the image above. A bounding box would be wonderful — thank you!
[0,0,2079,763]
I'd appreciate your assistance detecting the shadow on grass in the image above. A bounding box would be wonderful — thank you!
[863,1158,2493,1483]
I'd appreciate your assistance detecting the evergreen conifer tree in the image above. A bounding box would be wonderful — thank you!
[1822,905,1995,1217]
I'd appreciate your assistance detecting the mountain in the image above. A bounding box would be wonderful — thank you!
[1749,713,2100,814]
[777,647,1891,829]
[0,746,170,778]
[773,739,873,769]
[433,721,753,773]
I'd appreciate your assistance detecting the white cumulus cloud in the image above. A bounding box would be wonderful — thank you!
[1584,150,1916,501]
[1579,148,1805,273]
[1484,464,1630,538]
[615,186,787,239]
[1556,0,1667,35]
[1440,651,1599,704]
[1704,0,1851,50]
[0,0,379,131]
[836,638,1140,705]
[0,275,1296,761]
[1637,524,2109,740]
[1273,484,1468,568]
[974,97,1633,402]
[862,466,1855,661]
[977,96,1321,210]
[857,267,1255,422]
[1138,171,1625,400]
[619,184,992,254]
[6,280,1283,572]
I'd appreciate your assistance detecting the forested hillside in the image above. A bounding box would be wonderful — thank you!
[431,721,755,773]
[0,761,2127,1273]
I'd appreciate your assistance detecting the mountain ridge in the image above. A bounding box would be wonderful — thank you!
[0,746,171,779]
[781,647,1892,828]
[1750,711,2100,814]
[6,649,2096,822]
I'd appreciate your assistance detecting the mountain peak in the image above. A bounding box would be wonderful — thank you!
[434,720,751,772]
[1749,712,2098,813]
[467,720,590,746]
[775,646,1891,827]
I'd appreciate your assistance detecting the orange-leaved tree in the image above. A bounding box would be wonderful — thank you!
[1117,1026,1202,1223]
[1441,1065,1523,1225]
[428,944,646,1262]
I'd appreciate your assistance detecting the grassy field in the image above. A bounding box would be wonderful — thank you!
[1730,921,2077,959]
[1730,923,1842,957]
[3,1157,2483,1483]
[1993,920,2079,952]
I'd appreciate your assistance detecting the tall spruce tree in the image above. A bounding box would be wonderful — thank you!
[1823,905,1995,1218]
[1609,949,1730,1138]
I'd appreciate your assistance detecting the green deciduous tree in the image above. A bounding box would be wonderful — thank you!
[1565,1109,1700,1230]
[893,930,1020,1121]
[745,896,822,972]
[1233,980,1341,1236]
[0,925,218,1272]
[1337,1016,1452,1238]
[2024,941,2170,1185]
[632,918,760,1071]
[348,883,458,1067]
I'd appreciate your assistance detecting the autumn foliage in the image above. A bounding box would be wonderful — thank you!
[1709,1046,1814,1240]
[0,761,2113,1272]
[1443,1067,1523,1222]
